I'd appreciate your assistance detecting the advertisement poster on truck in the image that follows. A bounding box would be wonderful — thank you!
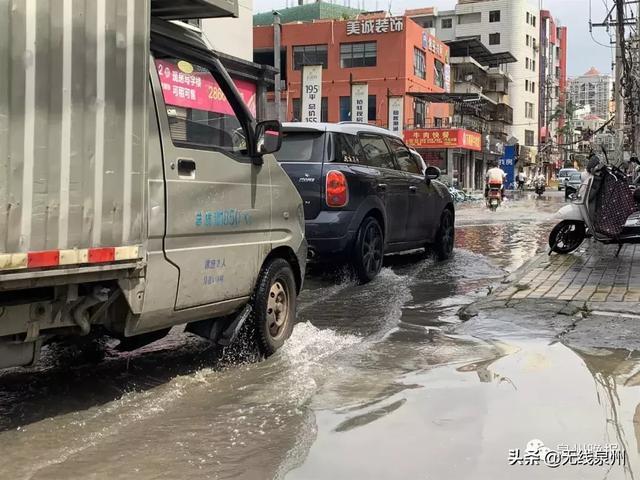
[155,59,256,116]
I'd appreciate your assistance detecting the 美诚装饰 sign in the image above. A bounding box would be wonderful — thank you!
[346,17,404,35]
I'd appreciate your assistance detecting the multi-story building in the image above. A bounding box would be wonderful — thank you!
[253,13,451,134]
[408,0,543,167]
[538,10,567,172]
[568,67,613,121]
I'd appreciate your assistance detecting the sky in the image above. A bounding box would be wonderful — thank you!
[253,0,616,77]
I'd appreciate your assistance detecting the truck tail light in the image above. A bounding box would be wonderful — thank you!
[326,170,348,208]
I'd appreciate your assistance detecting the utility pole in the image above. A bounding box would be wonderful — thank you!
[273,11,282,122]
[615,0,625,163]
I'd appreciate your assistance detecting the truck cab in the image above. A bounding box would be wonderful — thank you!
[0,1,306,368]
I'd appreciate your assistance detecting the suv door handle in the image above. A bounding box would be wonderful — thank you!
[377,183,387,191]
[177,159,196,176]
[409,185,417,193]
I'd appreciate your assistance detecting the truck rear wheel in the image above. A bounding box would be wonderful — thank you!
[251,258,296,356]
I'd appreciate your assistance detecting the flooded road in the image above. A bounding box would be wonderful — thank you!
[2,191,638,480]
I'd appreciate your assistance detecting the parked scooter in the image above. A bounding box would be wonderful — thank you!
[486,185,502,211]
[534,178,546,197]
[549,151,640,256]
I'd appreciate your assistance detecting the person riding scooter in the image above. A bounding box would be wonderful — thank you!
[485,163,507,199]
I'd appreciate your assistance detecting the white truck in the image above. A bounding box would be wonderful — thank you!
[0,0,306,368]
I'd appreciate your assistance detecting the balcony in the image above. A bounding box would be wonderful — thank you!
[490,103,513,125]
[450,57,490,94]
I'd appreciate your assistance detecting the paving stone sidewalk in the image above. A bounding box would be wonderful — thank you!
[496,242,640,304]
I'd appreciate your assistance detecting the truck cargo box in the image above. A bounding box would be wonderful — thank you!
[0,0,149,275]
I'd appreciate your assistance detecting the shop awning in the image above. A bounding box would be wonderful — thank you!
[151,0,238,19]
[446,38,517,66]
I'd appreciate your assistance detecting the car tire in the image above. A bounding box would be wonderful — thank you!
[251,258,296,356]
[434,209,455,260]
[352,216,384,284]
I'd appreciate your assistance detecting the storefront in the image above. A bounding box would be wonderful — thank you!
[404,128,482,189]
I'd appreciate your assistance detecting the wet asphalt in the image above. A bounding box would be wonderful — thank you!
[1,190,639,480]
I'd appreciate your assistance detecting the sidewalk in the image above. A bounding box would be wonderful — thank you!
[463,241,640,317]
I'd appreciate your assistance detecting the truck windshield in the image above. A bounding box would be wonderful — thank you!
[155,58,255,153]
[274,132,324,162]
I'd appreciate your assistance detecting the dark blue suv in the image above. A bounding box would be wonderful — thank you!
[275,122,455,283]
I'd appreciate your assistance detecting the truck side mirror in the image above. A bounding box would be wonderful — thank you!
[255,120,282,156]
[425,166,441,184]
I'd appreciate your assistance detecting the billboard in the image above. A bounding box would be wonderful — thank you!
[351,84,369,123]
[155,59,256,116]
[500,145,517,188]
[301,65,323,123]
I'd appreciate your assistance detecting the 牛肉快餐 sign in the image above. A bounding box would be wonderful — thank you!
[404,129,482,152]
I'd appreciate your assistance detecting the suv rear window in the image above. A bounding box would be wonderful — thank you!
[274,131,325,162]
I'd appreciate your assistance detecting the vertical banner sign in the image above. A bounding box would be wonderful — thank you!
[351,83,369,123]
[388,96,404,136]
[444,64,451,93]
[301,65,322,122]
[500,145,517,189]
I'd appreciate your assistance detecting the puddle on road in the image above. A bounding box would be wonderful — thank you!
[4,192,635,480]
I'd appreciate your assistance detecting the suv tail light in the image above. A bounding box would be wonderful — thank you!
[326,170,348,207]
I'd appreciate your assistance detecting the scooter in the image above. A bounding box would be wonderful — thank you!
[486,185,502,211]
[549,152,640,256]
[534,179,546,197]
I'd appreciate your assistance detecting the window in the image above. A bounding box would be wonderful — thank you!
[441,18,452,29]
[274,132,324,163]
[525,129,534,146]
[434,117,443,127]
[423,19,434,29]
[526,34,530,46]
[339,96,351,121]
[434,59,445,88]
[340,42,377,68]
[525,102,534,119]
[531,81,535,92]
[525,58,529,69]
[532,59,536,71]
[292,97,328,122]
[368,95,377,122]
[525,79,529,91]
[532,38,536,50]
[387,137,421,174]
[489,10,501,22]
[359,134,395,169]
[414,99,426,127]
[532,16,536,27]
[155,58,248,153]
[414,48,426,79]
[332,133,365,164]
[489,33,500,45]
[293,45,328,70]
[526,12,530,24]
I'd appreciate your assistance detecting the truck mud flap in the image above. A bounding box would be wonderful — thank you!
[0,340,41,369]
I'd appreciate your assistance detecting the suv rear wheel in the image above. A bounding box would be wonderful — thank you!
[353,216,384,284]
[434,209,455,260]
[251,258,296,356]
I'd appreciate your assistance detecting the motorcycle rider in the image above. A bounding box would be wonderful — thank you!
[516,171,526,191]
[485,162,507,199]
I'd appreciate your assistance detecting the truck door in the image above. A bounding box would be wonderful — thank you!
[151,56,271,310]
